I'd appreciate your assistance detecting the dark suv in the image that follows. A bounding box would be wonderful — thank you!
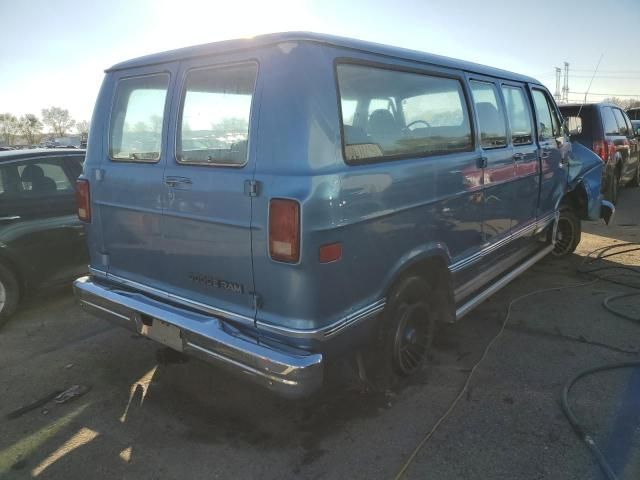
[626,107,640,121]
[560,103,640,203]
[0,149,88,325]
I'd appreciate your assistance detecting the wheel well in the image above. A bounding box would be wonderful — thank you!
[561,183,589,219]
[390,256,455,324]
[0,255,24,298]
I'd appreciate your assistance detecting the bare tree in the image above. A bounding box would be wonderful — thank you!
[0,113,20,145]
[18,114,43,145]
[602,97,640,110]
[76,120,90,142]
[41,106,75,137]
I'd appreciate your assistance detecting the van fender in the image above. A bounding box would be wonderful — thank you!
[564,164,605,221]
[379,243,454,324]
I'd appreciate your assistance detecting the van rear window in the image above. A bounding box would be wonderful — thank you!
[109,74,169,162]
[336,63,472,163]
[177,63,257,166]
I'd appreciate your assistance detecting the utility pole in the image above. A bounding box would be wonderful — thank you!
[555,67,562,101]
[562,62,569,103]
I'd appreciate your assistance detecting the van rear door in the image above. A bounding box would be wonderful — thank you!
[96,67,175,288]
[160,59,259,323]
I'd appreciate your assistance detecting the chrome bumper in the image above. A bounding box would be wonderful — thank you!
[73,276,323,398]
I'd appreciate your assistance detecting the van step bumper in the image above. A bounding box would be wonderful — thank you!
[73,276,323,398]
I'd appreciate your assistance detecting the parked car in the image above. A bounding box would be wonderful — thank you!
[626,107,640,121]
[73,32,613,397]
[0,148,88,326]
[560,103,640,203]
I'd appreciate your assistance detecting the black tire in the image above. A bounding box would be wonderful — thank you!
[629,161,640,187]
[552,207,581,257]
[367,275,436,389]
[0,263,20,328]
[605,170,620,205]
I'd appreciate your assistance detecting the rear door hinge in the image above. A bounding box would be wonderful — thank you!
[244,180,260,197]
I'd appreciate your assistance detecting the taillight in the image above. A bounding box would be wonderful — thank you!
[593,140,607,161]
[593,140,616,163]
[76,179,91,222]
[269,199,300,263]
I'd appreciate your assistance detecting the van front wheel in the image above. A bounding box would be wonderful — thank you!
[552,207,581,257]
[368,275,435,388]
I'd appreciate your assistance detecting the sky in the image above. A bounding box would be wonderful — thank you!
[1,0,639,125]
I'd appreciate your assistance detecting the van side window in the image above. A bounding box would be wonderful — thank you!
[469,81,507,148]
[336,63,472,163]
[602,107,620,135]
[109,74,169,162]
[501,86,533,145]
[531,89,559,141]
[177,63,257,166]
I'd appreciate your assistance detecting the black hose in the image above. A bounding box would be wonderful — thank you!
[561,242,640,480]
[561,361,640,480]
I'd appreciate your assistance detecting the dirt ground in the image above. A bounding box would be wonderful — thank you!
[1,189,639,480]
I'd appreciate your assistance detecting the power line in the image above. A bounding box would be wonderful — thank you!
[569,69,640,73]
[569,91,640,97]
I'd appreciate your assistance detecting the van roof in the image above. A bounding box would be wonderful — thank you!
[107,31,541,85]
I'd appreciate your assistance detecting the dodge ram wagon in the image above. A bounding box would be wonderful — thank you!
[74,32,613,397]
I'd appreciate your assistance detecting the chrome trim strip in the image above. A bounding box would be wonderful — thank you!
[80,299,131,322]
[89,270,255,327]
[455,244,553,320]
[256,298,387,340]
[449,212,555,273]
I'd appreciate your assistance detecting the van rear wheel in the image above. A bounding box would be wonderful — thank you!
[367,275,435,388]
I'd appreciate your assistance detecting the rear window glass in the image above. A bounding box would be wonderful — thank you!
[336,63,472,163]
[602,107,619,135]
[177,63,257,166]
[470,81,507,149]
[109,74,169,162]
[612,108,629,135]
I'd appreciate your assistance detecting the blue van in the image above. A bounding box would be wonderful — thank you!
[74,32,612,397]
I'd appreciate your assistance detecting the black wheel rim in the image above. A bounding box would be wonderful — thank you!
[392,302,432,375]
[553,216,575,256]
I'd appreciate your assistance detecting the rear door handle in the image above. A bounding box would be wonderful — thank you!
[165,176,193,188]
[540,150,551,160]
[513,153,524,161]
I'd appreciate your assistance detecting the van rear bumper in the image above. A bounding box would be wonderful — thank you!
[73,276,323,398]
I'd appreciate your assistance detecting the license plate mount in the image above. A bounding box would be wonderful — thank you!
[141,319,183,351]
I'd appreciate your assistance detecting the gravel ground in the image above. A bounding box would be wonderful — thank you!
[0,188,638,480]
